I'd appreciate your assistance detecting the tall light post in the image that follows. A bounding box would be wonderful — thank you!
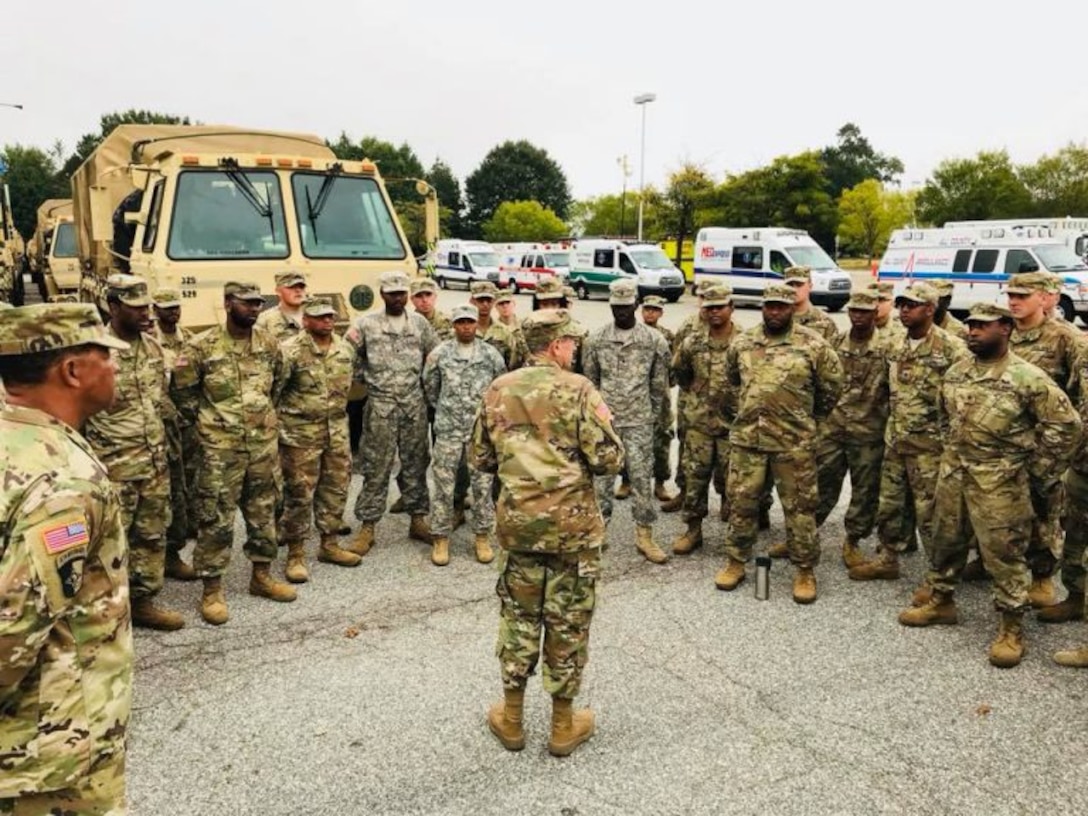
[633,92,655,242]
[617,155,630,238]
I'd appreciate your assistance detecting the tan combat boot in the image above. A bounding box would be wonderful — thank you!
[898,591,958,627]
[132,597,186,631]
[345,524,375,557]
[841,538,865,570]
[431,536,450,566]
[284,541,309,584]
[409,514,432,543]
[201,577,229,626]
[911,583,933,607]
[165,551,197,581]
[249,563,298,602]
[714,558,747,591]
[672,520,703,555]
[660,490,684,513]
[1053,644,1088,668]
[654,481,676,502]
[1037,592,1085,624]
[635,525,668,564]
[989,611,1025,668]
[792,568,817,604]
[848,549,900,581]
[767,541,789,559]
[317,536,362,568]
[474,533,495,564]
[614,478,632,500]
[547,697,595,757]
[487,688,526,751]
[1028,575,1058,608]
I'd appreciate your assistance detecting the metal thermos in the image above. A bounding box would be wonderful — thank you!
[755,556,771,600]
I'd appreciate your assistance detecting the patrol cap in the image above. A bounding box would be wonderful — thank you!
[152,288,182,308]
[1005,271,1051,295]
[470,281,499,299]
[846,290,879,311]
[641,295,667,309]
[609,278,638,306]
[1042,272,1064,293]
[931,279,955,298]
[0,303,129,356]
[895,283,938,306]
[275,271,307,288]
[694,279,716,298]
[451,304,478,322]
[303,297,336,318]
[379,271,411,293]
[224,281,265,301]
[563,285,577,301]
[965,302,1013,323]
[783,266,811,284]
[534,277,566,300]
[494,289,514,305]
[105,274,152,307]
[410,277,438,295]
[521,309,581,349]
[762,284,796,305]
[701,284,733,307]
[867,281,896,301]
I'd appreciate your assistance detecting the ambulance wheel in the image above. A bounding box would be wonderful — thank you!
[508,279,519,295]
[436,276,447,290]
[576,281,589,301]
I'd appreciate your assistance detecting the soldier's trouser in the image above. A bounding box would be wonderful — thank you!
[496,548,599,698]
[928,467,1032,612]
[724,446,820,568]
[280,438,351,544]
[192,442,280,577]
[164,419,192,553]
[0,752,126,815]
[1027,480,1063,578]
[116,466,171,600]
[354,399,430,522]
[1059,469,1088,595]
[653,397,674,483]
[815,434,884,540]
[680,428,729,522]
[595,425,657,525]
[876,448,940,557]
[675,391,692,492]
[431,436,494,536]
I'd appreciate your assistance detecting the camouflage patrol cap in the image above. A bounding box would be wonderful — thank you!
[641,295,667,309]
[931,279,955,298]
[521,309,581,349]
[563,285,577,300]
[846,291,879,311]
[275,271,307,288]
[783,266,812,284]
[1005,271,1051,295]
[410,277,438,295]
[470,281,499,299]
[965,302,1013,323]
[379,271,411,293]
[895,283,938,306]
[303,296,336,317]
[535,277,566,300]
[451,304,479,322]
[224,281,265,301]
[609,278,638,306]
[701,284,733,307]
[494,289,514,305]
[152,288,182,308]
[694,279,716,298]
[1042,272,1064,293]
[762,284,796,305]
[867,281,896,301]
[0,303,129,356]
[105,273,152,307]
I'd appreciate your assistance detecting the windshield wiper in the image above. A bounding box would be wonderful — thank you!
[220,158,276,243]
[304,164,343,245]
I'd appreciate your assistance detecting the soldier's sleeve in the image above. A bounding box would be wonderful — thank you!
[649,332,669,421]
[170,335,203,426]
[578,383,625,476]
[581,334,601,387]
[275,345,296,408]
[469,390,498,474]
[422,348,441,408]
[270,340,288,405]
[420,319,439,360]
[1028,376,1083,485]
[672,337,694,390]
[812,339,844,420]
[345,319,367,384]
[511,328,529,370]
[725,342,742,389]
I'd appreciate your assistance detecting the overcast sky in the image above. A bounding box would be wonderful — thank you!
[4,0,1086,201]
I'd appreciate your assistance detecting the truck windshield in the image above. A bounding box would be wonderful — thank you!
[784,245,837,270]
[543,252,569,267]
[292,173,407,260]
[466,251,499,268]
[1034,244,1088,272]
[51,222,77,258]
[629,248,675,270]
[168,171,288,259]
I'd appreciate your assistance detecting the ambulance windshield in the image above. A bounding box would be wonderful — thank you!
[786,245,837,271]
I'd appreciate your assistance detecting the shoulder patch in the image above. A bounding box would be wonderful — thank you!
[41,516,91,554]
[595,401,613,423]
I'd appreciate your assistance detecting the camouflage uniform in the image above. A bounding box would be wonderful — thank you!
[255,305,303,343]
[423,335,506,536]
[277,330,355,545]
[936,311,969,341]
[794,306,838,342]
[0,305,132,815]
[723,320,843,567]
[1060,346,1088,600]
[156,321,197,554]
[471,312,624,697]
[346,310,437,522]
[479,319,527,371]
[584,317,669,524]
[171,322,286,577]
[672,310,707,493]
[420,309,454,342]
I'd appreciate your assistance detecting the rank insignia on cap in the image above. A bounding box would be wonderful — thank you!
[42,518,90,554]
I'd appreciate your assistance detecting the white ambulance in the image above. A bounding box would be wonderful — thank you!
[877,225,1088,321]
[493,242,571,293]
[692,227,852,310]
[566,240,686,302]
[430,239,501,290]
[945,217,1088,262]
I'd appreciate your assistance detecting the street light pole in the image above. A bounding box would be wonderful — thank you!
[633,93,655,242]
[617,155,630,239]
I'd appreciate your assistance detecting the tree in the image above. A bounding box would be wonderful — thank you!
[63,109,191,176]
[464,141,570,238]
[426,158,464,237]
[915,150,1032,226]
[837,179,916,262]
[1,145,69,238]
[1018,144,1088,218]
[481,200,567,243]
[328,133,425,208]
[659,164,716,263]
[821,123,904,200]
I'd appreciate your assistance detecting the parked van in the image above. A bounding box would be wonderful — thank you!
[945,217,1088,261]
[430,239,501,290]
[877,226,1088,322]
[567,240,685,302]
[493,242,571,292]
[692,227,852,310]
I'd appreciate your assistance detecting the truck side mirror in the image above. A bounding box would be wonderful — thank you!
[124,211,146,227]
[88,186,114,242]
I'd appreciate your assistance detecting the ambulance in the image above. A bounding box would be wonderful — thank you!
[945,217,1088,261]
[493,242,571,292]
[429,239,501,290]
[566,240,685,302]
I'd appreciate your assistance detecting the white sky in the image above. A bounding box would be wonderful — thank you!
[4,0,1086,200]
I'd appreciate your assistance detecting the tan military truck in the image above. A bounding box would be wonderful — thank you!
[71,124,436,329]
[1,183,25,304]
[30,198,79,299]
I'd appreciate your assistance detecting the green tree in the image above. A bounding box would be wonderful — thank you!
[63,109,191,176]
[916,150,1032,225]
[837,179,916,262]
[569,188,663,240]
[426,157,464,237]
[821,122,904,200]
[328,133,425,207]
[481,200,567,243]
[1019,144,1088,217]
[464,141,570,238]
[659,163,716,262]
[1,144,69,238]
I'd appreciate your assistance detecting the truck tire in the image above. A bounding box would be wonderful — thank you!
[576,281,589,301]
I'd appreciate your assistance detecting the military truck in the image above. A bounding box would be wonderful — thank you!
[71,124,435,328]
[0,183,25,304]
[29,198,79,299]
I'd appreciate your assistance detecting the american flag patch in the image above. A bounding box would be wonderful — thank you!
[42,519,91,554]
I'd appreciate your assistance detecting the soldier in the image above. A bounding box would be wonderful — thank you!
[0,303,133,814]
[715,284,843,603]
[256,270,307,342]
[932,279,969,340]
[899,303,1081,669]
[583,278,671,564]
[849,284,967,591]
[784,265,838,341]
[866,280,905,340]
[84,275,184,631]
[470,281,527,370]
[472,309,624,757]
[640,294,677,502]
[423,304,506,566]
[172,281,296,625]
[495,288,520,328]
[276,297,362,582]
[346,271,437,554]
[671,284,738,556]
[533,277,588,372]
[811,290,890,570]
[411,276,453,341]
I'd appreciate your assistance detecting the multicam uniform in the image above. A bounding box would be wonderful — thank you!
[647,322,677,484]
[478,319,527,371]
[1059,347,1088,605]
[418,309,454,342]
[156,324,196,556]
[936,312,969,341]
[255,307,302,343]
[794,306,838,342]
